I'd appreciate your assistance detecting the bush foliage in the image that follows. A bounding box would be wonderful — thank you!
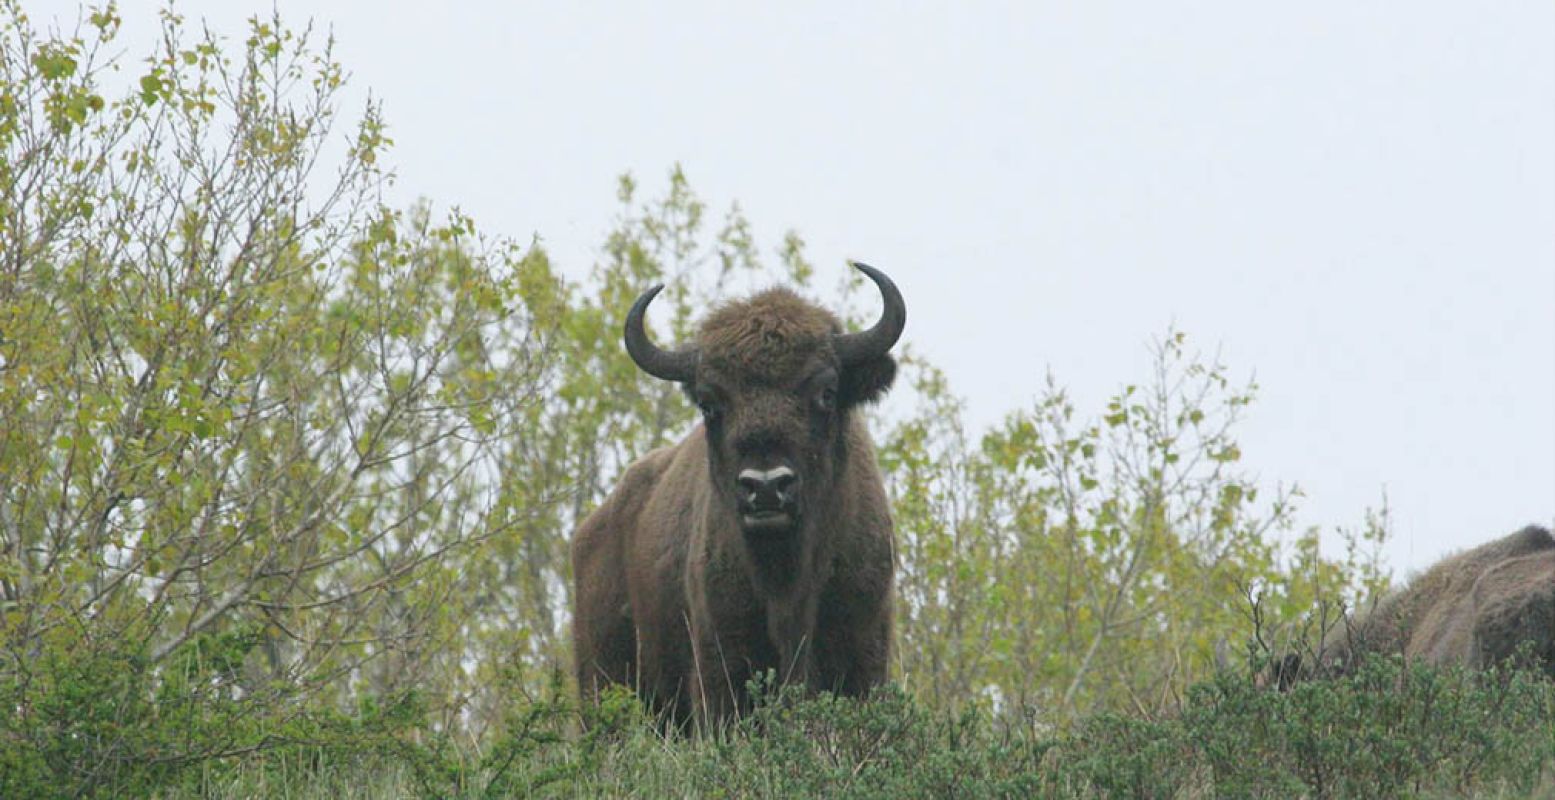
[2,4,1542,798]
[174,658,1555,799]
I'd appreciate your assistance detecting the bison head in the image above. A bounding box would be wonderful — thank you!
[624,262,904,539]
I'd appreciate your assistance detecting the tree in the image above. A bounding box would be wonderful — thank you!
[885,333,1389,721]
[0,5,562,784]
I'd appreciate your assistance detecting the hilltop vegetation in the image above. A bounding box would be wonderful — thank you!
[2,5,1547,798]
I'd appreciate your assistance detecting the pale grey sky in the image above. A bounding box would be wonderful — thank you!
[36,1,1555,576]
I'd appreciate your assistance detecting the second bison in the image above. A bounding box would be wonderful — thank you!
[1277,525,1555,686]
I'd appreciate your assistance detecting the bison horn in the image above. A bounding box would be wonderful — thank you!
[624,284,699,383]
[833,261,906,366]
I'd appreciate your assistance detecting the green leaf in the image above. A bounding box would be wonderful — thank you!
[139,72,163,106]
[32,51,77,80]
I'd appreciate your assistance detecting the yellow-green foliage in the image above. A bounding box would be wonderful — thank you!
[884,342,1390,722]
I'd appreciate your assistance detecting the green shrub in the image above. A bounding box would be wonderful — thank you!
[125,658,1555,799]
[1181,655,1555,799]
[1060,713,1197,800]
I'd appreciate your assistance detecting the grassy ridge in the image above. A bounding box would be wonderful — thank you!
[35,657,1536,799]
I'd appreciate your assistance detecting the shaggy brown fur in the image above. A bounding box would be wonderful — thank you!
[572,285,899,729]
[1316,525,1555,678]
[697,288,837,380]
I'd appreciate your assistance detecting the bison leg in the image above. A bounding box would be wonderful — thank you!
[687,628,766,729]
[572,517,635,707]
[573,598,635,705]
[812,594,892,697]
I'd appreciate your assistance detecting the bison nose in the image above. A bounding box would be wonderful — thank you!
[736,467,798,512]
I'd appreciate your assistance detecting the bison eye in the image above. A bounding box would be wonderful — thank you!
[815,386,837,414]
[692,385,724,423]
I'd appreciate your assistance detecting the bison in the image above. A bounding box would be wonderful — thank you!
[1275,525,1555,687]
[570,262,905,728]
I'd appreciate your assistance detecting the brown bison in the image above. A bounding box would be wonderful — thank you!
[570,262,904,728]
[1275,525,1555,687]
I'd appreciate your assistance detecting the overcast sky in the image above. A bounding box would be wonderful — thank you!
[35,1,1555,576]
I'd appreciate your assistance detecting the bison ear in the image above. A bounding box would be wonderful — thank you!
[839,355,896,410]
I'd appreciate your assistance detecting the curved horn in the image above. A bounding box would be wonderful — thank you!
[624,284,698,382]
[833,261,906,365]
